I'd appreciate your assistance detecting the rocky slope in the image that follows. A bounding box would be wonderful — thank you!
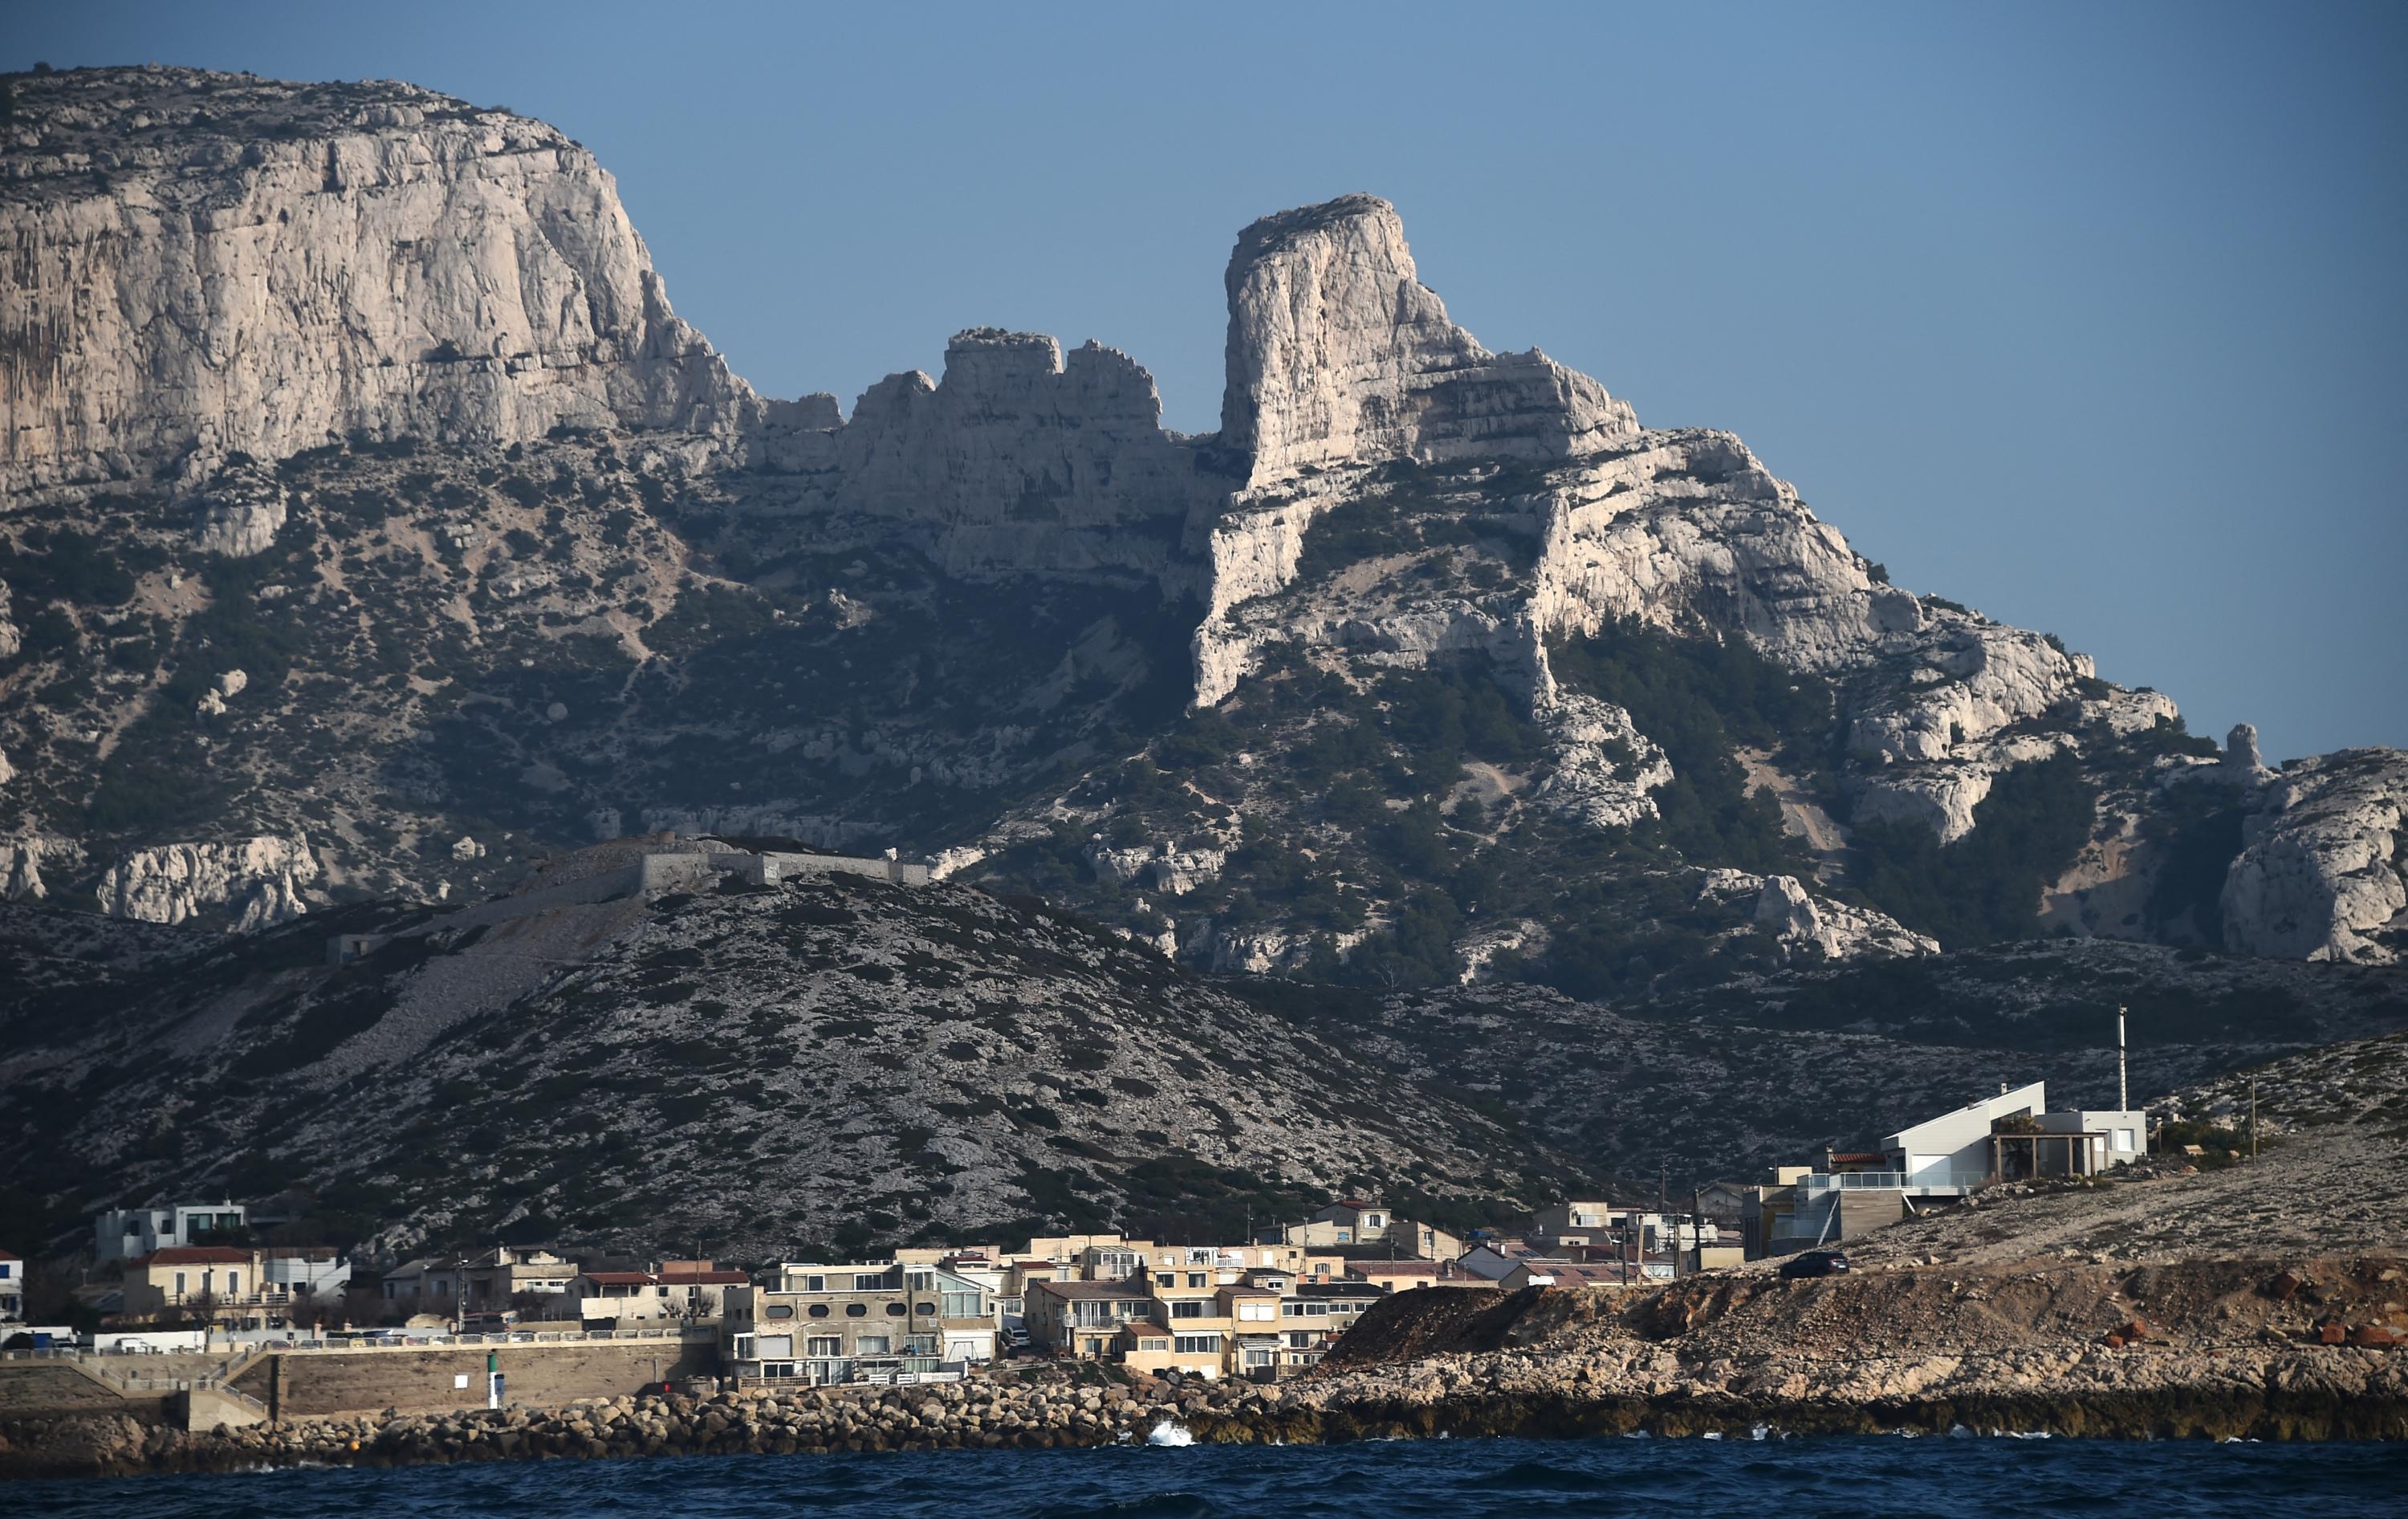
[5,63,2401,989]
[0,843,1602,1257]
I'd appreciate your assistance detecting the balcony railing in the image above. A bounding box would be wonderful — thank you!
[1797,1169,1988,1195]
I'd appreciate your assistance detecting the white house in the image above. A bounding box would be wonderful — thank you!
[261,1248,352,1299]
[93,1202,248,1262]
[0,1248,22,1321]
[1881,1082,2052,1192]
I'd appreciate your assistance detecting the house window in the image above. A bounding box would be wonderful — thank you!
[1173,1334,1219,1355]
[845,1303,868,1318]
[805,1336,841,1357]
[1238,1302,1275,1322]
[1244,1349,1275,1367]
[856,1335,890,1355]
[796,1274,826,1293]
[808,1304,830,1318]
[766,1304,795,1319]
[885,1302,908,1317]
[852,1273,886,1291]
[226,1272,240,1296]
[2115,1129,2136,1152]
[942,1290,981,1317]
[913,1302,935,1315]
[175,1271,187,1296]
[756,1334,793,1358]
[1072,1301,1118,1328]
[1186,1273,1206,1288]
[1170,1300,1206,1319]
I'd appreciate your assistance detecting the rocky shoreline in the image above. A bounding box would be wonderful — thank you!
[6,1339,2404,1483]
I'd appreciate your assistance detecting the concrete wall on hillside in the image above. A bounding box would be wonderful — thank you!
[234,1337,716,1418]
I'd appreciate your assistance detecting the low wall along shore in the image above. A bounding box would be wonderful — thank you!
[232,1336,717,1419]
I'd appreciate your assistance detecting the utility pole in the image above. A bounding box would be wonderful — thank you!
[2251,1076,2259,1158]
[1692,1186,1703,1277]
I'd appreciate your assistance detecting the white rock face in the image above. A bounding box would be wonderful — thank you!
[1749,873,1941,961]
[216,669,249,699]
[0,579,22,660]
[2223,747,2408,963]
[1457,920,1550,984]
[1,67,756,489]
[96,835,320,929]
[1529,691,1674,831]
[1220,196,1637,488]
[0,837,57,900]
[1087,839,1226,896]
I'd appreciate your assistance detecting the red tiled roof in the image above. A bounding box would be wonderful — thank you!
[0,1249,20,1261]
[142,1247,252,1265]
[580,1272,656,1285]
[1348,1260,1440,1275]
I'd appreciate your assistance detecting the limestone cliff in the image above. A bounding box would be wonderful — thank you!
[2223,747,2408,964]
[0,66,755,490]
[1220,195,1637,487]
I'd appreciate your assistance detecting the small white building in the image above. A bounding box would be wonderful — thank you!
[0,1248,22,1320]
[93,1203,248,1262]
[261,1248,352,1299]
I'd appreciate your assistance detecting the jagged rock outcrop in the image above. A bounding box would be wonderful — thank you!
[0,837,48,900]
[1,67,755,489]
[189,463,289,556]
[749,329,1219,580]
[2223,748,2408,964]
[1529,692,1673,830]
[1220,195,1637,487]
[1747,872,1941,961]
[0,577,19,660]
[96,835,319,929]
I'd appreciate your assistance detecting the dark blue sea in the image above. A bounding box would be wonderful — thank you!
[10,1436,2408,1517]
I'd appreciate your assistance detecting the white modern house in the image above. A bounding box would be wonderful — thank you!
[1747,1081,2149,1256]
[0,1248,22,1321]
[93,1202,248,1262]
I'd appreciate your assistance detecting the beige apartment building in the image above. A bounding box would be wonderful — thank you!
[722,1261,994,1383]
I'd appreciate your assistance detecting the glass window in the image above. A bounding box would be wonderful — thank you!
[853,1273,887,1291]
[765,1304,795,1319]
[1170,1299,1205,1319]
[1186,1273,1206,1288]
[856,1335,889,1355]
[806,1336,841,1357]
[885,1302,908,1317]
[913,1302,935,1315]
[1173,1334,1218,1354]
[845,1302,868,1318]
[807,1303,829,1318]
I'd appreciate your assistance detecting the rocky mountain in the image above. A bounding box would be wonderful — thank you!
[2,63,2405,1249]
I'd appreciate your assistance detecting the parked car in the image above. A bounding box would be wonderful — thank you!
[1779,1250,1851,1279]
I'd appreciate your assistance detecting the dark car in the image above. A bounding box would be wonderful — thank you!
[1779,1249,1851,1279]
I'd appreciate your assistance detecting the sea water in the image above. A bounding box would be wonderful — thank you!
[9,1435,2406,1517]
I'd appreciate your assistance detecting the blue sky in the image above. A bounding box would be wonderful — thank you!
[20,2,2406,758]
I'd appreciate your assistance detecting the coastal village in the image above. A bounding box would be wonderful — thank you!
[3,1073,2174,1407]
